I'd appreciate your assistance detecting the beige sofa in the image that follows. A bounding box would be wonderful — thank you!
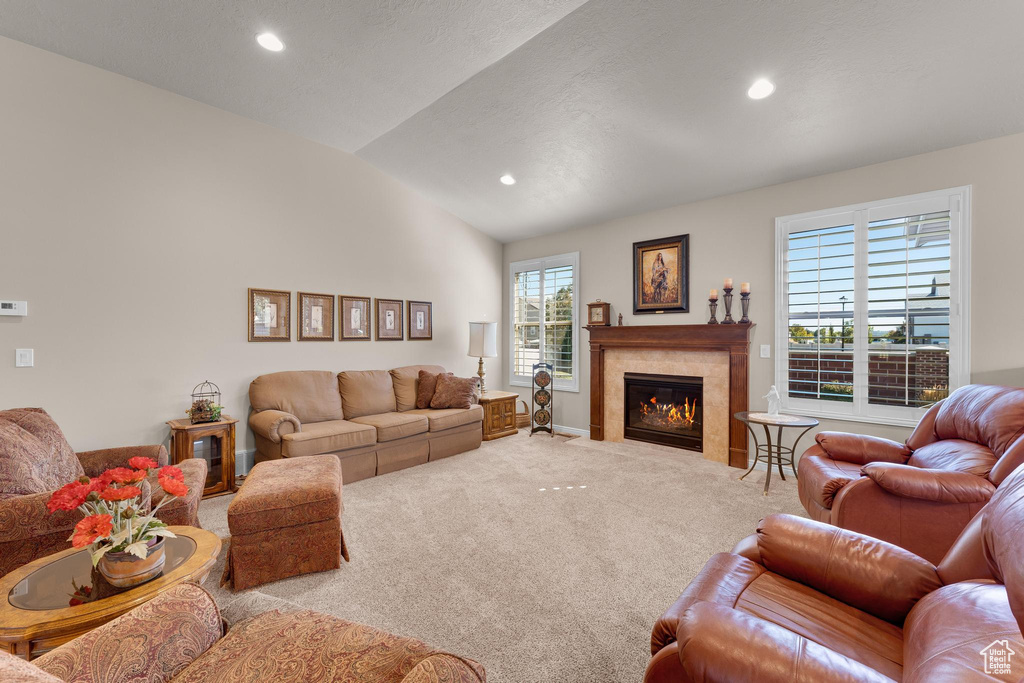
[248,365,483,482]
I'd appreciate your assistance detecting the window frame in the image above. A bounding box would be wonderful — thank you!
[774,186,971,427]
[509,251,580,392]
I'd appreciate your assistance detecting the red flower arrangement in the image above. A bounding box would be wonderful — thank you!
[46,457,189,565]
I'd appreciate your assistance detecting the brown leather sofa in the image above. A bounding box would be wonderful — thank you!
[0,407,206,577]
[797,384,1024,563]
[249,365,483,483]
[646,462,1024,682]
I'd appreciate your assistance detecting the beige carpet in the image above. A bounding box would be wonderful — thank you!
[199,431,804,682]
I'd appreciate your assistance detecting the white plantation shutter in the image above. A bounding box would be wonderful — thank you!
[776,188,969,426]
[510,253,579,391]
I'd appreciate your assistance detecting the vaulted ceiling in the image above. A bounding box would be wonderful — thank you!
[3,1,1023,241]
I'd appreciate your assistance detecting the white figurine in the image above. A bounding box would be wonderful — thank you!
[764,385,782,417]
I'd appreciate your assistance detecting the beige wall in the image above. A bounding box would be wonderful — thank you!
[502,132,1024,445]
[0,37,502,454]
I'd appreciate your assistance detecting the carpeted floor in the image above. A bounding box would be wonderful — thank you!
[199,431,804,682]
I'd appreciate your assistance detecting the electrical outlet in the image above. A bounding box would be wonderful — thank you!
[16,349,33,367]
[759,344,771,359]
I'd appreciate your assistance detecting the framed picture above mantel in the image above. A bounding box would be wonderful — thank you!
[633,234,689,314]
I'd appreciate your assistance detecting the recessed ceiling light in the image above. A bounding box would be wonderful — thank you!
[256,33,285,52]
[747,78,775,100]
[499,174,516,186]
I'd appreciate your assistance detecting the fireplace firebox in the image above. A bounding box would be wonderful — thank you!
[623,373,703,451]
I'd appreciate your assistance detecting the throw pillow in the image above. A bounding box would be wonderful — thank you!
[0,408,84,497]
[416,371,452,409]
[430,375,480,410]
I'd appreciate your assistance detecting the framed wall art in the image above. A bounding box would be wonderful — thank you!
[297,292,334,341]
[633,234,689,314]
[407,300,432,340]
[248,288,290,342]
[339,296,371,341]
[375,298,404,340]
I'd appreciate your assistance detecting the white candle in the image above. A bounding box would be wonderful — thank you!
[741,282,750,294]
[724,278,733,289]
[709,289,718,300]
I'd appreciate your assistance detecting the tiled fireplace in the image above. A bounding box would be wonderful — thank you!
[585,323,753,468]
[623,373,703,451]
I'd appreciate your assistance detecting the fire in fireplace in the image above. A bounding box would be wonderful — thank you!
[624,373,703,451]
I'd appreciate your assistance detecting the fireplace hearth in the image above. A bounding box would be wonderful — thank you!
[624,372,703,451]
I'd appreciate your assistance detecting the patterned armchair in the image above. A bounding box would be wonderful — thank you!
[0,583,486,682]
[0,408,207,577]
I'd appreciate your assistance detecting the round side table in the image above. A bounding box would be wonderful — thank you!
[734,411,819,496]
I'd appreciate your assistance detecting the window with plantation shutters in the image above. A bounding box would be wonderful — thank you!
[775,188,970,426]
[510,252,579,392]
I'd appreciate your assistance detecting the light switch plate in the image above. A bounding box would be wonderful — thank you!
[760,344,771,359]
[16,349,33,367]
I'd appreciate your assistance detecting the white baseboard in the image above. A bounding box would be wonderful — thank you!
[553,424,589,437]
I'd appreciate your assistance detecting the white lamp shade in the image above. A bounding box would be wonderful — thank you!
[468,321,498,358]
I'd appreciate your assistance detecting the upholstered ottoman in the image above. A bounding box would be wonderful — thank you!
[221,454,349,590]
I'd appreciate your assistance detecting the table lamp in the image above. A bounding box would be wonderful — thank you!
[467,321,498,395]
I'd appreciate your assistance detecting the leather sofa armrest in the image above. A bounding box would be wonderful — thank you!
[676,602,895,683]
[755,513,941,623]
[861,463,996,504]
[34,583,223,681]
[249,410,301,443]
[76,444,168,477]
[814,432,911,465]
[731,534,761,564]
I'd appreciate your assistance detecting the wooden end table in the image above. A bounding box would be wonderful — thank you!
[478,391,519,441]
[0,527,221,660]
[167,416,238,498]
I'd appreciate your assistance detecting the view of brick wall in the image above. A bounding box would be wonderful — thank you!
[788,346,949,406]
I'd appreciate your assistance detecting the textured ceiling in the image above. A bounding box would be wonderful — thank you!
[3,1,1024,241]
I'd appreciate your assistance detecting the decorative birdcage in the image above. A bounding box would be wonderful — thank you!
[187,380,223,424]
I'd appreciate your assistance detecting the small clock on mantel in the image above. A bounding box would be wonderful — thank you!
[587,300,611,326]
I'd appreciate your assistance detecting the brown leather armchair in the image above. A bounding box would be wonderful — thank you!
[645,462,1024,682]
[797,384,1024,563]
[0,408,207,577]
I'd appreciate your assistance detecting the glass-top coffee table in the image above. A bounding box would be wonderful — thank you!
[0,526,220,660]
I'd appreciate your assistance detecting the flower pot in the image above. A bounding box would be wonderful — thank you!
[97,537,166,588]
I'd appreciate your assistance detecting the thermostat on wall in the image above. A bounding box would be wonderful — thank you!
[0,301,27,316]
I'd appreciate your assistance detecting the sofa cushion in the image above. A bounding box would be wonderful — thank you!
[350,413,428,443]
[797,455,863,510]
[227,455,341,536]
[406,405,484,432]
[249,371,343,423]
[417,370,452,409]
[281,420,376,458]
[390,365,446,412]
[430,375,480,410]
[338,370,397,419]
[0,408,84,498]
[933,384,1024,456]
[907,439,998,478]
[172,608,485,683]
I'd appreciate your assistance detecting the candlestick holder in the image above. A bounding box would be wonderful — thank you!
[722,287,735,324]
[708,299,719,324]
[739,292,750,324]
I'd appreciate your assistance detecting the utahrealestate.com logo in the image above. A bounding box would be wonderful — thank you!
[980,640,1016,675]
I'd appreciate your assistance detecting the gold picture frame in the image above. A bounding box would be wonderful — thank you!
[297,292,334,341]
[375,298,404,341]
[339,296,371,341]
[407,301,432,340]
[248,288,291,342]
[633,234,689,314]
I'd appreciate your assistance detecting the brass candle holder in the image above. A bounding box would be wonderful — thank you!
[708,298,719,324]
[740,292,750,324]
[722,287,735,324]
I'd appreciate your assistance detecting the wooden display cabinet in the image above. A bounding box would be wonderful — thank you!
[166,416,238,498]
[478,391,519,441]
